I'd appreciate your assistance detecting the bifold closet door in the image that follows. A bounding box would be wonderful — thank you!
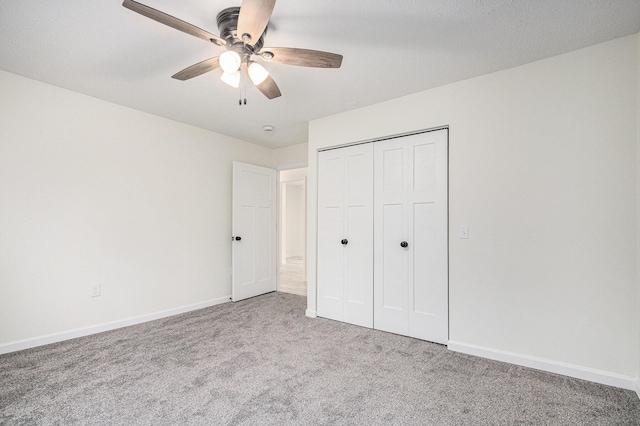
[317,144,373,328]
[374,130,448,344]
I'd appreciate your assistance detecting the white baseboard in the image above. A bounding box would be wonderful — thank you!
[0,296,231,355]
[448,340,637,391]
[305,309,317,318]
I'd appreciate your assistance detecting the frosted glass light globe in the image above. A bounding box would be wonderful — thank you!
[220,71,240,88]
[219,51,241,73]
[248,62,269,85]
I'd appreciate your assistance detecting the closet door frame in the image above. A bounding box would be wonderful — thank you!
[316,126,448,343]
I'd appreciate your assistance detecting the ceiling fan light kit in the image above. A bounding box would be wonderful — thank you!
[122,0,343,102]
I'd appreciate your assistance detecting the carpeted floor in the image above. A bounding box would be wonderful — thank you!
[1,292,639,425]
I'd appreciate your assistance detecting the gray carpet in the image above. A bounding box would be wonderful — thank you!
[1,292,639,425]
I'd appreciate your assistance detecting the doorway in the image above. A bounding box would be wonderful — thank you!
[278,168,307,296]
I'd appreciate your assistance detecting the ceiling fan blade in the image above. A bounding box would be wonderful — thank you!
[237,0,276,45]
[172,57,221,81]
[259,47,343,68]
[122,0,226,46]
[256,75,282,99]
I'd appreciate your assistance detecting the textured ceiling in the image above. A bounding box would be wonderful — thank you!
[1,0,639,148]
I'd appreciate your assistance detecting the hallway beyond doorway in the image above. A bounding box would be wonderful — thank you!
[278,167,307,297]
[279,256,306,296]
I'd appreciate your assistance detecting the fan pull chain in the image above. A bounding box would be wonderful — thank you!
[243,57,248,105]
[238,62,247,106]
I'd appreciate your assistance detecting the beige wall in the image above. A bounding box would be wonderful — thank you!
[308,35,638,383]
[0,70,273,347]
[637,31,640,396]
[1,31,638,392]
[272,143,308,169]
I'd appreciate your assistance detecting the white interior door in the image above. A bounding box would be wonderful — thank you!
[232,161,277,302]
[374,129,448,344]
[317,144,373,328]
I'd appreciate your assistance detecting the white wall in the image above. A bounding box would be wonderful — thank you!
[0,70,273,348]
[308,35,638,383]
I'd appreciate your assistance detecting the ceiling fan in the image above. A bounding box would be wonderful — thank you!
[122,0,343,101]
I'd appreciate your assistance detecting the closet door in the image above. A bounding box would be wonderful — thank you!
[374,130,448,344]
[317,144,374,328]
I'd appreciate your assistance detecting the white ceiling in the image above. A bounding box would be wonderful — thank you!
[1,1,639,148]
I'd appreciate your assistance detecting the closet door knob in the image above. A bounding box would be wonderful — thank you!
[400,241,408,248]
[341,239,349,245]
[235,236,242,241]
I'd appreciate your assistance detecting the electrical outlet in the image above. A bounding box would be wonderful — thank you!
[90,283,101,297]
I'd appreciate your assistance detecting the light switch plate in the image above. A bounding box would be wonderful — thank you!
[459,225,469,239]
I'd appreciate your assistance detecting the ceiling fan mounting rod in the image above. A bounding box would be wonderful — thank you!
[216,7,266,52]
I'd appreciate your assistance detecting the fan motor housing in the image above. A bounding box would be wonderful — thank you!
[217,7,266,52]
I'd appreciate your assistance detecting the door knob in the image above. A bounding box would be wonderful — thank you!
[400,241,408,248]
[341,239,348,245]
[234,236,242,241]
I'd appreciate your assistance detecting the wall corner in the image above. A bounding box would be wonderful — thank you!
[636,30,640,396]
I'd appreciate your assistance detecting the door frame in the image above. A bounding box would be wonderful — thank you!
[314,125,450,340]
[276,164,308,292]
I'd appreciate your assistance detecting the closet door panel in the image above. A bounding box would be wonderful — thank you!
[374,129,448,344]
[345,206,366,303]
[317,144,373,328]
[317,152,346,321]
[382,204,404,311]
[343,145,374,327]
[320,156,345,208]
[412,142,436,195]
[347,151,371,203]
[432,130,450,344]
[374,141,408,335]
[408,201,437,340]
[382,147,404,195]
[319,207,344,300]
[376,203,407,334]
[408,138,436,340]
[406,130,448,343]
[344,203,372,327]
